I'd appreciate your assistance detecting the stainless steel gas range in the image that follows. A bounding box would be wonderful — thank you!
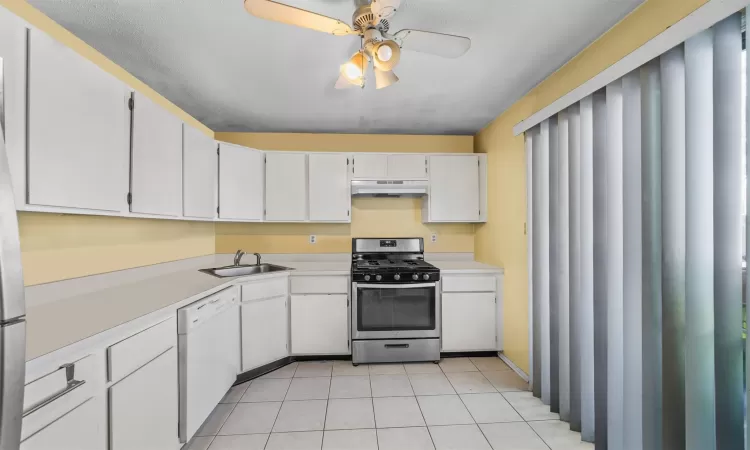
[351,238,441,365]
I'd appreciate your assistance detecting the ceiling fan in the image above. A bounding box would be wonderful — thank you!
[243,0,471,89]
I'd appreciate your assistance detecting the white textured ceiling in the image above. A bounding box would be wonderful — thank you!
[29,0,644,134]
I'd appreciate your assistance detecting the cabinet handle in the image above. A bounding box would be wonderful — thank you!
[384,344,409,349]
[24,364,86,418]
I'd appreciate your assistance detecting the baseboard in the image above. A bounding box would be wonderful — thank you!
[234,351,506,385]
[498,352,529,382]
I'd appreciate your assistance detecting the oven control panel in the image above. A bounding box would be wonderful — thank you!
[352,271,440,283]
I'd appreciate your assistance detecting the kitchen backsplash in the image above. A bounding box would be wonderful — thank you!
[215,197,475,254]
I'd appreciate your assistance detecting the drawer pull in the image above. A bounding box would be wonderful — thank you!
[23,364,85,417]
[384,344,410,349]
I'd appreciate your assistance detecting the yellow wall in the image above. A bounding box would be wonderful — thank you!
[475,0,710,373]
[19,213,215,286]
[214,132,472,153]
[0,1,217,286]
[215,133,475,254]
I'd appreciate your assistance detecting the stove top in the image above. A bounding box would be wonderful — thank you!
[351,237,439,283]
[354,259,436,270]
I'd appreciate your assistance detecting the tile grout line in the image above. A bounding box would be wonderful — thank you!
[320,370,331,449]
[497,391,553,450]
[452,367,496,450]
[409,368,439,450]
[263,369,296,449]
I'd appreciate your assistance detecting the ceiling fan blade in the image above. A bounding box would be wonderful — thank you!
[370,0,401,20]
[244,0,357,36]
[374,68,399,89]
[393,29,471,58]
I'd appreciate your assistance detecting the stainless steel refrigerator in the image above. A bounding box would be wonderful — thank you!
[0,55,27,450]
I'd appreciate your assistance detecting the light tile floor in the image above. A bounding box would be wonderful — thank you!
[186,357,594,450]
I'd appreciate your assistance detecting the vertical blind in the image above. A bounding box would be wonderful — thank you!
[528,11,746,450]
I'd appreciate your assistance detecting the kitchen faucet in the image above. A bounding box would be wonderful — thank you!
[233,250,262,266]
[234,250,245,266]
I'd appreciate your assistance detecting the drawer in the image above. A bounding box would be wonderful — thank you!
[107,317,176,383]
[441,275,497,293]
[242,276,288,302]
[291,276,349,294]
[22,355,95,441]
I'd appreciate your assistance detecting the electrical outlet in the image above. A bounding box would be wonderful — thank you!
[431,233,437,243]
[309,235,317,244]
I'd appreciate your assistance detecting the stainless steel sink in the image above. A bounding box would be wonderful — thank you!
[199,263,293,278]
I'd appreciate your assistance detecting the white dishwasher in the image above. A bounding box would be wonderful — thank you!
[178,286,240,443]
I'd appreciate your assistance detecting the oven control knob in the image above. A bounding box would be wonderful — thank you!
[412,274,419,281]
[364,275,371,281]
[375,274,382,281]
[423,274,430,280]
[394,274,401,281]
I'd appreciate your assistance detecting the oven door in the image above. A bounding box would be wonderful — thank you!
[352,283,440,340]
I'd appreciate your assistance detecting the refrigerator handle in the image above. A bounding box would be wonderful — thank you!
[0,56,28,450]
[0,89,25,321]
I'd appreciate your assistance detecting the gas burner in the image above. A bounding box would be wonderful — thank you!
[351,238,440,283]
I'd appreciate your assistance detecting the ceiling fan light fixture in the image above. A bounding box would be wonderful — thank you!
[339,51,368,86]
[372,40,400,71]
[374,68,399,89]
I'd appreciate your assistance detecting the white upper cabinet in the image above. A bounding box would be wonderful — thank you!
[218,143,264,221]
[0,7,27,206]
[386,154,427,179]
[425,155,481,222]
[352,153,387,179]
[27,29,130,212]
[265,152,307,221]
[182,126,217,219]
[308,153,350,222]
[130,92,183,217]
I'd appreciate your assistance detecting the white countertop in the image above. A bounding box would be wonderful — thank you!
[24,254,501,361]
[429,260,504,273]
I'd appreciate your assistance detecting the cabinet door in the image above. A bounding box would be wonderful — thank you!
[27,29,129,212]
[21,400,99,450]
[241,296,288,371]
[309,153,350,222]
[109,348,179,450]
[130,92,183,216]
[441,292,496,351]
[183,126,217,218]
[428,155,480,222]
[218,143,263,220]
[387,154,427,179]
[0,7,27,206]
[352,154,387,179]
[291,294,349,355]
[265,152,307,221]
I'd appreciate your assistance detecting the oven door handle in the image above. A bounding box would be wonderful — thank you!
[354,283,437,289]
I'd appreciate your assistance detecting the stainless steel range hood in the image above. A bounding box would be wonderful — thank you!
[351,180,428,197]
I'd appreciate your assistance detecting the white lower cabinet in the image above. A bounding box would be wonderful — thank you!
[21,400,99,450]
[291,294,349,355]
[241,295,288,371]
[441,292,496,352]
[109,348,179,450]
